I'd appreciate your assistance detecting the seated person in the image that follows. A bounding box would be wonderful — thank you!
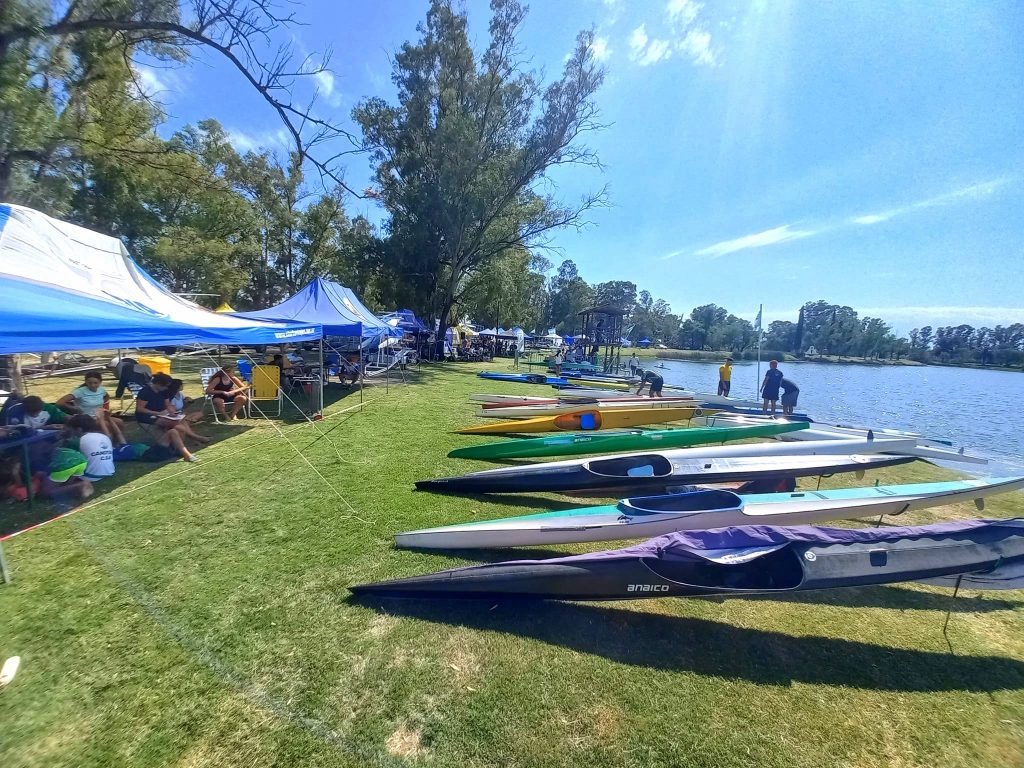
[205,363,249,421]
[135,373,199,462]
[57,372,126,445]
[1,455,41,502]
[166,380,208,439]
[20,396,65,432]
[338,355,360,386]
[64,414,115,482]
[41,447,94,501]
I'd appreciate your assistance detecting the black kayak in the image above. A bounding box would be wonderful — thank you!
[415,453,915,495]
[350,518,1024,601]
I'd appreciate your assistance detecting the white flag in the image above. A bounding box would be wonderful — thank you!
[754,304,763,332]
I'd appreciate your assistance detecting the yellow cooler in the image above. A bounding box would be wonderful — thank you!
[137,355,171,377]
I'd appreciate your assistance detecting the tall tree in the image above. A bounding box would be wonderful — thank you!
[0,0,353,200]
[547,259,594,332]
[593,280,637,312]
[354,0,605,346]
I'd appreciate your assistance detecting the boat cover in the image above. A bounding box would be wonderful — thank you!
[445,519,1024,587]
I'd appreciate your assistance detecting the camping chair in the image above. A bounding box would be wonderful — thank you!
[236,359,254,383]
[249,365,283,418]
[200,367,233,423]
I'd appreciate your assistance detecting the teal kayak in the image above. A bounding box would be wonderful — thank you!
[448,420,809,460]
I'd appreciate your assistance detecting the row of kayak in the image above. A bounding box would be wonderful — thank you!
[346,373,1024,603]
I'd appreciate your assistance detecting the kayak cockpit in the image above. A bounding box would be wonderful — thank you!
[585,454,673,479]
[617,489,743,517]
[643,546,805,591]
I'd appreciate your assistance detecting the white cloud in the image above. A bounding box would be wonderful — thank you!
[851,178,1012,226]
[677,29,716,66]
[312,69,343,108]
[130,63,184,103]
[636,39,672,66]
[629,25,672,66]
[693,225,817,258]
[590,36,612,62]
[666,0,700,27]
[227,127,292,154]
[628,25,649,57]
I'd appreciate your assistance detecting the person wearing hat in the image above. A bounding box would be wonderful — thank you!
[761,360,784,415]
[718,357,733,396]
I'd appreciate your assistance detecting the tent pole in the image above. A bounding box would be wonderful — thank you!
[318,336,324,415]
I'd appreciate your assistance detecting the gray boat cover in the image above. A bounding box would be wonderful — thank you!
[457,519,1024,588]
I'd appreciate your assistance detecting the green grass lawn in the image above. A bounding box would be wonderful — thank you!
[2,361,1024,767]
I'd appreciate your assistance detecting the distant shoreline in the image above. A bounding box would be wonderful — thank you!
[648,349,1023,372]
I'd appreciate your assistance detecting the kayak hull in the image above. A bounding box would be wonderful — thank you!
[416,453,915,494]
[398,477,1024,549]
[457,406,709,434]
[355,519,1024,600]
[448,421,810,460]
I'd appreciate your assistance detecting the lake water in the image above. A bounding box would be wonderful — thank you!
[649,358,1024,475]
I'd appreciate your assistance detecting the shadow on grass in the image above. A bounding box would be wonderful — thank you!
[722,583,1021,613]
[0,419,256,538]
[351,596,1024,692]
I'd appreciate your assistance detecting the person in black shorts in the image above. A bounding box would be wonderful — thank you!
[637,370,664,398]
[760,360,784,415]
[780,378,800,415]
[205,363,249,420]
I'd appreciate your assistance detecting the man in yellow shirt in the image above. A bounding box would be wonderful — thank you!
[718,357,733,396]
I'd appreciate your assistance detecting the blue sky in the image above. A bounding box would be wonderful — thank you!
[138,0,1024,333]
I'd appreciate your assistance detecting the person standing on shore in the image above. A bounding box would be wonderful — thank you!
[552,349,564,376]
[761,360,784,415]
[780,377,800,415]
[628,352,640,377]
[718,357,733,396]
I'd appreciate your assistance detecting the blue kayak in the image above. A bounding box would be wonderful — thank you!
[479,372,570,386]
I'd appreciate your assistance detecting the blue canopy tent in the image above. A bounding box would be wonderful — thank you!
[235,278,403,397]
[235,277,399,339]
[637,338,652,348]
[381,308,429,334]
[0,204,321,353]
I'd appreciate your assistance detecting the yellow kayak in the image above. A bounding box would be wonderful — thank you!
[458,406,710,434]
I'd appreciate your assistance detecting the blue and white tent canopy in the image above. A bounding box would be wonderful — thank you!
[0,204,321,353]
[236,277,399,338]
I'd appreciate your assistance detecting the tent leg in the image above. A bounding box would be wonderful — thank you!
[318,337,324,415]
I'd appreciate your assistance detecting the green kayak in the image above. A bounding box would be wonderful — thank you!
[447,421,809,461]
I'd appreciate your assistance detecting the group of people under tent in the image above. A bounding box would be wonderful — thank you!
[626,354,800,416]
[0,346,373,505]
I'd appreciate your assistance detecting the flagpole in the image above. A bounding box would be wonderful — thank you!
[755,303,763,400]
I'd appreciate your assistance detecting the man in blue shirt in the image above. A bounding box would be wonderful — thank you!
[760,360,784,415]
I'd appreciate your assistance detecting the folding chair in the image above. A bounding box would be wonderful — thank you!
[200,367,228,423]
[249,365,283,417]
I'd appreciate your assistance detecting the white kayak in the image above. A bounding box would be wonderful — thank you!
[775,426,988,465]
[470,394,561,405]
[396,477,1024,549]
